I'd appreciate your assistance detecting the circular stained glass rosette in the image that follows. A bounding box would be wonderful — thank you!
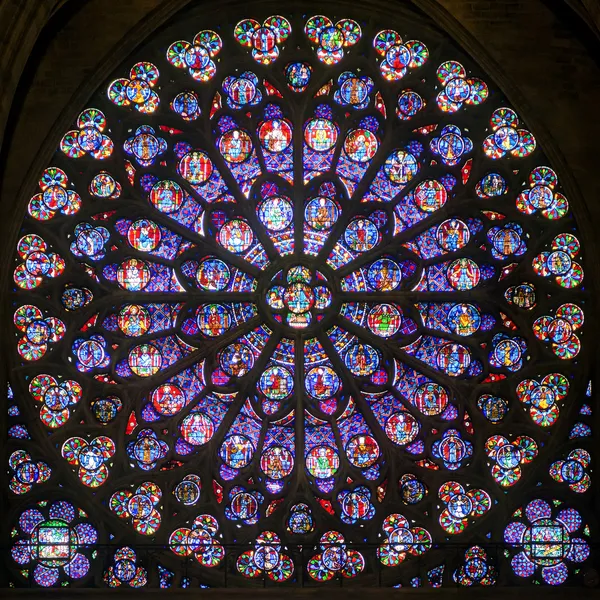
[8,11,590,589]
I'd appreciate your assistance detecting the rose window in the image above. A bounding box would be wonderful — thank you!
[5,8,593,589]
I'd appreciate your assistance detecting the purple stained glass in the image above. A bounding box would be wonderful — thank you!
[5,10,592,590]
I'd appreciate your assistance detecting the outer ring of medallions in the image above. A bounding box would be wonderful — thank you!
[256,255,342,337]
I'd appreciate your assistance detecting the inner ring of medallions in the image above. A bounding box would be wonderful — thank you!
[257,258,341,335]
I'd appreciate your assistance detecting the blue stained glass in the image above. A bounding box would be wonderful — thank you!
[7,11,591,591]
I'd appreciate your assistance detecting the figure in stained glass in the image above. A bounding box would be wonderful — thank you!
[6,9,592,590]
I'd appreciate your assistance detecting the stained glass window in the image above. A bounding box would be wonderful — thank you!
[5,9,594,588]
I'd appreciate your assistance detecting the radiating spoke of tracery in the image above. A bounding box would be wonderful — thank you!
[5,10,593,589]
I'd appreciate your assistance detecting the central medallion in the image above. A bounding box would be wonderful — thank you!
[266,264,332,329]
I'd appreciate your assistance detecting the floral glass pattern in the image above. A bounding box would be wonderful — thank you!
[5,9,593,589]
